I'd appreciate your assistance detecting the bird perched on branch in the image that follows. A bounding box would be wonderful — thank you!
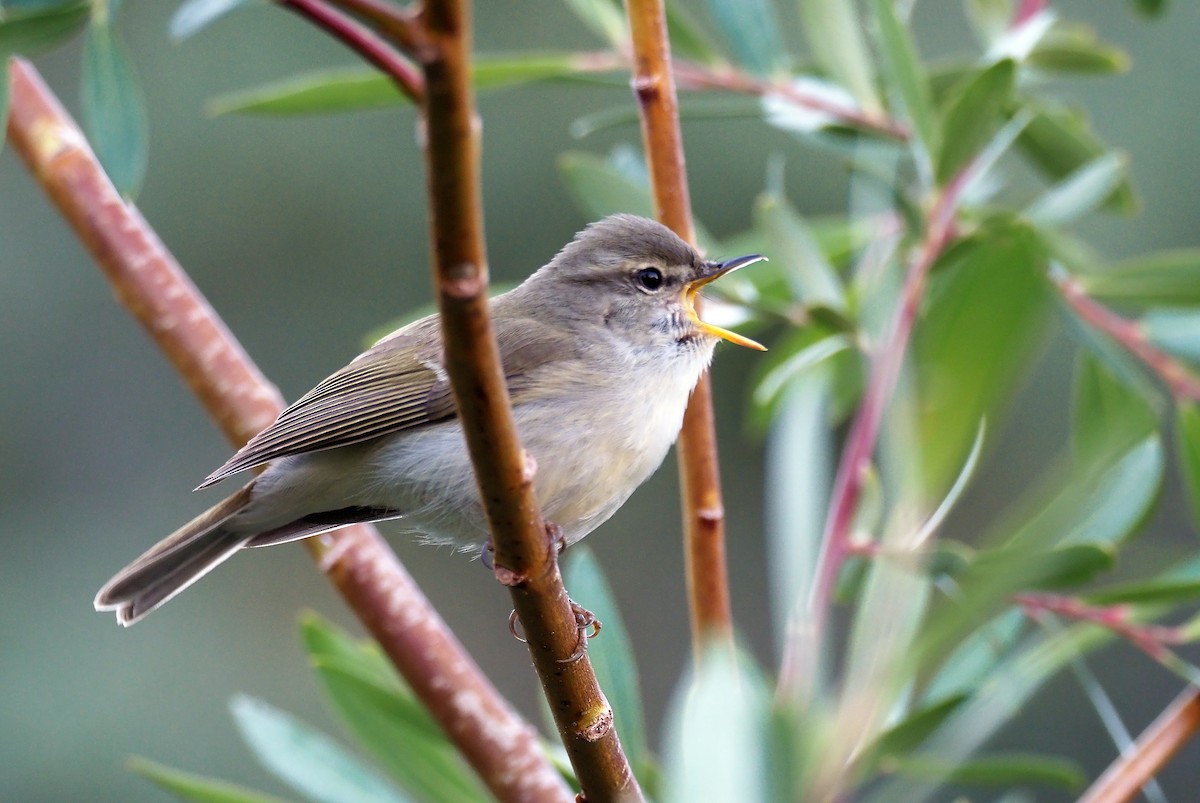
[96,214,765,625]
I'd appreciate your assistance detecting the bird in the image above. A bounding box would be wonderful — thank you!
[94,214,765,626]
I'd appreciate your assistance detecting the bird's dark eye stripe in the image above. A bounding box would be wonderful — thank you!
[635,266,664,291]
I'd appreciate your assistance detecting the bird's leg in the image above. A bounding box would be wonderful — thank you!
[559,598,602,664]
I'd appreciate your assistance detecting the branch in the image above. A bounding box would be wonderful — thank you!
[779,168,967,699]
[416,2,642,799]
[1016,593,1184,661]
[672,60,909,141]
[1078,687,1200,803]
[1055,275,1200,402]
[625,0,734,655]
[278,0,424,102]
[5,57,566,803]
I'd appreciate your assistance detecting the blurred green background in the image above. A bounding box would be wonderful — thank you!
[2,1,1199,800]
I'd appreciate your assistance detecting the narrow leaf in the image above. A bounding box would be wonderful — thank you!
[81,12,147,196]
[300,611,400,691]
[127,755,292,803]
[230,696,412,803]
[755,193,846,310]
[664,1,723,64]
[564,549,649,775]
[1028,24,1131,75]
[0,0,88,56]
[1025,152,1128,227]
[870,0,937,152]
[1016,103,1138,214]
[799,0,879,110]
[663,647,770,803]
[703,0,784,77]
[1178,402,1200,531]
[964,0,1014,45]
[1079,250,1200,306]
[913,219,1049,497]
[1086,554,1200,605]
[923,609,1026,704]
[560,0,625,47]
[936,59,1015,183]
[895,752,1085,790]
[210,54,614,116]
[312,662,488,802]
[1071,351,1159,464]
[170,0,259,40]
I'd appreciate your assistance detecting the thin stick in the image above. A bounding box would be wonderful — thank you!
[1056,276,1200,402]
[1078,687,1200,803]
[278,0,424,101]
[416,1,642,798]
[625,0,735,655]
[5,57,567,803]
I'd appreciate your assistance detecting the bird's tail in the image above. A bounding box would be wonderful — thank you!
[94,486,255,626]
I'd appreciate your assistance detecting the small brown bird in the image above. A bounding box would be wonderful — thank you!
[95,214,764,625]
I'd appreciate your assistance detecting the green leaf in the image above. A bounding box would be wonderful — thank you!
[563,549,650,779]
[81,9,147,196]
[1178,402,1200,531]
[1016,103,1138,214]
[1028,24,1131,75]
[663,646,770,803]
[170,0,259,40]
[869,0,937,153]
[913,220,1049,497]
[799,0,879,110]
[751,328,850,426]
[754,193,846,310]
[210,54,615,116]
[1078,250,1200,306]
[895,752,1085,790]
[869,694,968,761]
[1071,352,1160,464]
[1005,435,1163,550]
[127,756,292,803]
[918,545,1112,674]
[312,662,488,803]
[300,611,401,691]
[559,0,625,47]
[1085,553,1200,605]
[1130,0,1167,17]
[703,0,784,77]
[868,626,1111,803]
[230,695,413,803]
[0,0,88,56]
[936,59,1015,183]
[1025,152,1129,227]
[963,0,1013,45]
[923,609,1026,704]
[664,1,724,65]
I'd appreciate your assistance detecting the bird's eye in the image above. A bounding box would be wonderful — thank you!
[634,266,664,291]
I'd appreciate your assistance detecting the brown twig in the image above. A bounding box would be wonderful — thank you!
[415,1,641,799]
[5,57,568,803]
[625,0,734,655]
[1055,275,1200,402]
[278,0,425,101]
[1078,687,1200,803]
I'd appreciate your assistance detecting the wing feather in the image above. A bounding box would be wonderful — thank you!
[197,310,571,489]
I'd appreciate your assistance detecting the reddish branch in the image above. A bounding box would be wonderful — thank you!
[625,0,734,653]
[1056,276,1200,402]
[1078,688,1200,803]
[1016,593,1185,661]
[5,57,567,803]
[279,0,424,101]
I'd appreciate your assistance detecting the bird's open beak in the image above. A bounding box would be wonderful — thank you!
[685,255,768,351]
